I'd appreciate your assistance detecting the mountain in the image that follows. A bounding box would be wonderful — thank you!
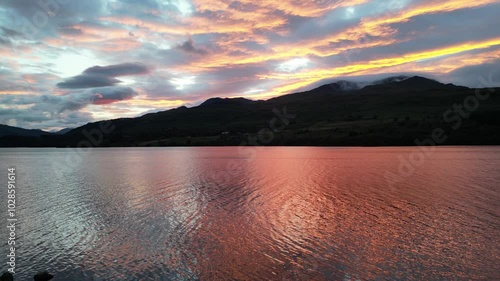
[372,75,410,84]
[313,80,362,92]
[0,124,50,138]
[363,76,464,92]
[269,76,454,103]
[200,97,258,107]
[268,80,361,104]
[53,128,73,135]
[1,75,500,147]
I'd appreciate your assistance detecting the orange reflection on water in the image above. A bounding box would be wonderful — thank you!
[49,147,500,280]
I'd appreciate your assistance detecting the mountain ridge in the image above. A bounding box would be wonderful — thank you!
[0,124,51,138]
[2,75,499,147]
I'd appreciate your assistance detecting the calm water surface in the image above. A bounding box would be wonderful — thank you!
[0,147,499,280]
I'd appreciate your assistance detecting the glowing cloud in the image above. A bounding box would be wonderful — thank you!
[277,58,311,72]
[170,76,196,90]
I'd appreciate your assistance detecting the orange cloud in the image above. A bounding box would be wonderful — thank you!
[262,38,500,79]
[254,38,500,98]
[194,0,370,18]
[159,0,499,73]
[357,48,500,76]
[123,98,188,108]
[100,14,283,36]
[0,91,33,95]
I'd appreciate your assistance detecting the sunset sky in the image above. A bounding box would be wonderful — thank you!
[0,0,499,130]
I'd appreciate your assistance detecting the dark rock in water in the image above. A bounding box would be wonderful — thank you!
[33,272,54,281]
[0,271,54,281]
[0,272,14,281]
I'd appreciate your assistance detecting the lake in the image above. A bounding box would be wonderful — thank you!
[1,147,499,280]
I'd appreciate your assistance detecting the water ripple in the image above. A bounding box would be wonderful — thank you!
[0,147,499,280]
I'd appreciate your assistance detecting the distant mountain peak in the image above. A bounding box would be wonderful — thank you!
[200,97,255,106]
[372,75,410,85]
[364,75,461,91]
[399,76,451,88]
[335,80,362,91]
[311,80,362,93]
[53,128,73,135]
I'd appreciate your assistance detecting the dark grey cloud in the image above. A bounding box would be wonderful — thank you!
[387,5,499,45]
[0,37,11,46]
[0,0,105,39]
[0,85,138,129]
[56,74,122,89]
[0,26,21,37]
[83,62,151,77]
[41,86,139,112]
[446,61,500,88]
[104,0,194,24]
[57,63,151,89]
[58,26,84,36]
[176,38,208,55]
[0,26,21,46]
[0,108,52,123]
[0,106,93,129]
[86,86,139,104]
[116,0,160,9]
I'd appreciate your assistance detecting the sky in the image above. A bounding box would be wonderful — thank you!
[0,0,499,131]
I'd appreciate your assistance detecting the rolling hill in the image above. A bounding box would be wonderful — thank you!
[0,124,50,138]
[1,76,499,147]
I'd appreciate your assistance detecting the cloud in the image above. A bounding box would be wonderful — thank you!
[0,108,52,123]
[0,37,11,46]
[48,86,139,112]
[1,0,500,130]
[0,26,21,37]
[56,74,122,89]
[83,62,151,76]
[0,26,22,46]
[57,62,151,89]
[58,26,84,36]
[446,60,500,88]
[87,86,139,105]
[0,86,138,129]
[176,37,208,55]
[0,106,93,130]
